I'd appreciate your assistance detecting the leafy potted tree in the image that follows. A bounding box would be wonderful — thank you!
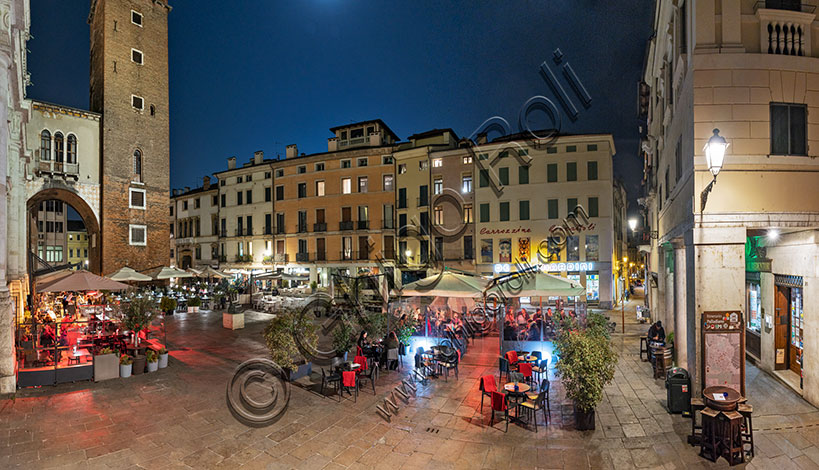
[332,314,355,361]
[93,347,119,382]
[160,296,177,316]
[146,349,159,372]
[119,354,133,378]
[554,312,618,431]
[187,296,201,313]
[263,308,318,381]
[157,347,169,369]
[310,280,318,294]
[223,301,244,330]
[358,311,388,342]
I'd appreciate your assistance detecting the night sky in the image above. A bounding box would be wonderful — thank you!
[27,1,654,209]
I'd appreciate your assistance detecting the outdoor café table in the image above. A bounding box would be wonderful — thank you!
[66,347,91,365]
[504,382,531,423]
[520,354,538,363]
[336,362,361,373]
[703,386,742,411]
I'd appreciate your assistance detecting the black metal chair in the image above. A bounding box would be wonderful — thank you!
[526,379,550,419]
[437,349,459,381]
[358,358,378,394]
[518,389,548,432]
[320,368,341,400]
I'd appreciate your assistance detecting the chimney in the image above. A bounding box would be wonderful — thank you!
[184,186,190,193]
[203,176,210,190]
[476,133,488,145]
[254,150,264,164]
[286,144,298,159]
[327,138,338,152]
[227,156,237,169]
[172,189,178,197]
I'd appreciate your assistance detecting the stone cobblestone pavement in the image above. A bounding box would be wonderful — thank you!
[2,293,819,469]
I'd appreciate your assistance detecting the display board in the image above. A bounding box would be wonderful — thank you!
[701,311,745,396]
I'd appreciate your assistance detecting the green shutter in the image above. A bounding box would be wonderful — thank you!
[480,203,490,222]
[499,167,509,185]
[568,198,578,213]
[548,199,558,219]
[499,202,509,221]
[519,200,529,220]
[519,166,529,184]
[479,169,489,187]
[547,164,557,182]
[589,197,598,217]
[587,161,598,180]
[567,162,577,181]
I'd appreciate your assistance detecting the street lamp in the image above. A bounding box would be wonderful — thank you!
[628,218,638,232]
[700,128,729,212]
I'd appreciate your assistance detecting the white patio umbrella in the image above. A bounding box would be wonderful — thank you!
[107,266,153,282]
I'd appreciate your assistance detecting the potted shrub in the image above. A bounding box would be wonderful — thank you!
[187,296,201,313]
[554,312,618,431]
[157,347,169,368]
[332,314,355,361]
[160,296,177,316]
[119,354,133,378]
[358,311,387,342]
[146,349,159,372]
[392,315,416,356]
[93,347,119,382]
[310,280,318,294]
[223,301,244,330]
[263,308,318,381]
[122,296,158,348]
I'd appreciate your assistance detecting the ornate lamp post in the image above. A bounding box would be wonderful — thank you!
[700,129,729,212]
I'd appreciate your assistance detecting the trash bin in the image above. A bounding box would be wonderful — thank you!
[666,367,690,413]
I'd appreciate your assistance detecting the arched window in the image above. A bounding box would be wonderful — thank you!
[54,132,64,163]
[40,130,51,161]
[66,135,77,164]
[133,149,142,181]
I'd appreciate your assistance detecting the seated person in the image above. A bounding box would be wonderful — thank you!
[648,321,666,345]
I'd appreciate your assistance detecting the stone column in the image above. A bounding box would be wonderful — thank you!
[0,46,13,394]
[691,226,746,394]
[758,272,776,373]
[674,244,688,369]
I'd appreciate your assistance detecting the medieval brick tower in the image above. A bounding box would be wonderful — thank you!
[88,0,171,275]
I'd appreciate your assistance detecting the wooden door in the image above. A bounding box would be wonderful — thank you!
[316,238,325,261]
[789,287,803,375]
[316,209,325,224]
[774,286,789,370]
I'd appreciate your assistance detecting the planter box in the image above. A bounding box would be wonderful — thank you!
[158,353,169,368]
[93,353,119,382]
[223,312,245,330]
[146,361,159,373]
[120,363,132,378]
[286,362,312,382]
[238,294,250,305]
[574,407,596,430]
[187,306,200,313]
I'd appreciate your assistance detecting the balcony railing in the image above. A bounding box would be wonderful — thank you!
[36,159,79,177]
[383,250,395,260]
[220,230,227,237]
[340,250,355,261]
[313,223,327,232]
[274,253,288,263]
[339,221,354,231]
[756,3,815,56]
[296,223,308,234]
[357,221,369,230]
[296,252,310,262]
[234,254,252,263]
[235,228,252,237]
[264,227,272,235]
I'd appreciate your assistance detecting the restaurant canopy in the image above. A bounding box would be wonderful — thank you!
[401,271,489,298]
[34,268,74,290]
[39,270,130,292]
[107,266,153,282]
[486,271,585,298]
[199,266,230,279]
[145,266,194,280]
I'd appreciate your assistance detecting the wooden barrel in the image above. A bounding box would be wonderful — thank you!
[653,346,673,378]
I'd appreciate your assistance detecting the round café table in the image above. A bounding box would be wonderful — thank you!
[703,386,742,411]
[520,355,538,363]
[504,382,531,393]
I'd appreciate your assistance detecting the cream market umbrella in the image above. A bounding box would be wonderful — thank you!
[401,271,489,298]
[146,266,194,280]
[200,266,229,279]
[107,266,153,282]
[35,268,75,290]
[486,271,585,298]
[39,270,130,292]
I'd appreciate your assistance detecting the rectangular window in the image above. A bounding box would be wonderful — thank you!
[433,206,443,225]
[265,171,271,179]
[479,169,489,187]
[588,197,599,217]
[433,178,442,195]
[246,189,252,204]
[480,203,490,222]
[398,188,407,208]
[480,239,493,263]
[383,174,394,191]
[315,162,325,171]
[587,144,598,151]
[519,200,530,220]
[276,169,284,177]
[675,137,682,182]
[265,214,272,235]
[194,198,200,209]
[464,236,473,259]
[183,201,188,210]
[499,167,509,185]
[499,202,510,221]
[519,166,529,184]
[546,146,557,154]
[316,180,325,196]
[585,235,599,261]
[462,175,473,193]
[383,204,394,229]
[265,187,272,202]
[220,194,226,207]
[382,156,393,165]
[358,158,368,167]
[275,185,284,200]
[419,160,428,170]
[129,188,146,209]
[587,161,598,180]
[418,185,428,206]
[131,10,143,26]
[567,198,578,215]
[566,145,577,153]
[771,103,807,155]
[567,162,577,181]
[463,204,473,223]
[129,224,147,246]
[548,199,558,219]
[276,213,285,234]
[358,176,368,193]
[131,49,143,65]
[398,163,407,174]
[341,160,351,169]
[298,183,307,198]
[432,158,443,167]
[463,156,473,164]
[237,191,243,205]
[547,163,558,182]
[567,236,579,261]
[131,95,144,111]
[342,177,352,194]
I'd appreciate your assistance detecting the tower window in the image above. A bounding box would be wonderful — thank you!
[129,188,146,209]
[131,49,143,65]
[131,10,143,26]
[40,129,51,161]
[54,132,64,163]
[150,104,155,116]
[133,149,142,181]
[129,224,147,246]
[66,135,77,164]
[131,95,144,111]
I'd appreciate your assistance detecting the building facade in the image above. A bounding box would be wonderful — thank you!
[66,220,89,267]
[170,176,219,269]
[642,0,819,405]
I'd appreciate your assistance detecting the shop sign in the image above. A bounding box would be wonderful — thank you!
[776,349,785,364]
[540,262,596,273]
[480,227,532,235]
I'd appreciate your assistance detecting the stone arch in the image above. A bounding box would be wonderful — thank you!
[27,187,101,274]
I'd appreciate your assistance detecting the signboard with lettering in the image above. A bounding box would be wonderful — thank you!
[701,310,745,396]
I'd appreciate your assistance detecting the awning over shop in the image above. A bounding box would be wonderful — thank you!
[401,271,489,298]
[486,271,585,298]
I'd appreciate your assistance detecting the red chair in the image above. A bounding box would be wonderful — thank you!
[490,391,509,432]
[519,362,533,384]
[353,355,368,374]
[356,345,363,356]
[505,350,519,370]
[479,375,497,412]
[341,371,358,402]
